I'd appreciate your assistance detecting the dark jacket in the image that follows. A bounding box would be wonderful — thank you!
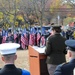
[6,35,14,43]
[0,64,30,75]
[45,33,67,65]
[0,35,2,44]
[0,64,21,75]
[54,59,75,75]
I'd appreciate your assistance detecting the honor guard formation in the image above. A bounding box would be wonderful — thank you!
[0,25,75,75]
[0,25,75,50]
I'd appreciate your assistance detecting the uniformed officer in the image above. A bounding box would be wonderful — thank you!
[54,40,75,75]
[0,27,3,44]
[45,25,67,75]
[0,43,30,75]
[6,29,14,43]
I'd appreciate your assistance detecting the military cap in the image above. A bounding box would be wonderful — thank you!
[0,43,20,55]
[51,25,61,32]
[52,25,61,29]
[65,40,75,51]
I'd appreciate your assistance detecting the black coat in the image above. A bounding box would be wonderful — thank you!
[0,35,2,44]
[0,64,30,75]
[6,35,14,43]
[45,33,67,65]
[54,59,75,75]
[0,64,21,75]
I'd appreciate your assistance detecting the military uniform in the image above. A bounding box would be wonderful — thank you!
[6,35,14,43]
[0,64,30,75]
[54,40,75,75]
[45,25,67,75]
[54,59,75,75]
[0,28,3,44]
[6,29,14,43]
[0,33,2,44]
[45,34,67,65]
[0,43,30,75]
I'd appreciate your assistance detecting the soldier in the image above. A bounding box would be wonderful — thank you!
[0,27,3,44]
[45,25,67,75]
[6,29,14,43]
[0,43,30,75]
[54,40,75,75]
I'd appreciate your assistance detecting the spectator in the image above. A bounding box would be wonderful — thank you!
[54,40,75,75]
[0,28,3,44]
[0,43,30,75]
[66,29,73,39]
[6,29,14,43]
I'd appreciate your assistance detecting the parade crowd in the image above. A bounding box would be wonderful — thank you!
[0,25,75,75]
[0,25,75,50]
[0,26,48,50]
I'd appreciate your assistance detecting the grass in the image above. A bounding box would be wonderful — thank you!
[0,50,30,71]
[0,49,69,72]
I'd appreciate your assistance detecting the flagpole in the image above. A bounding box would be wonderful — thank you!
[57,15,60,26]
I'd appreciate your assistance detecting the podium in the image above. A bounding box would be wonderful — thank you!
[29,45,49,75]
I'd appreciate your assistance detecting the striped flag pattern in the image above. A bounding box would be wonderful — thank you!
[40,36,46,46]
[2,32,8,43]
[29,28,35,46]
[37,32,41,46]
[21,34,25,49]
[24,33,29,46]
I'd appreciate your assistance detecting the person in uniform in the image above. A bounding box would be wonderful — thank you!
[45,25,67,75]
[0,43,30,75]
[54,40,75,75]
[6,29,14,43]
[0,27,3,44]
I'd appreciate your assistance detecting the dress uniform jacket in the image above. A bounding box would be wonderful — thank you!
[54,59,75,75]
[45,33,67,65]
[0,34,2,44]
[6,35,14,43]
[0,64,30,75]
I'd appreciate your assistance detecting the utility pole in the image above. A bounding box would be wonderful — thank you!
[13,0,16,32]
[40,0,45,35]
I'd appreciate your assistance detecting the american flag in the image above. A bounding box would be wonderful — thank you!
[21,34,25,49]
[2,31,7,43]
[14,33,17,40]
[37,32,41,45]
[22,28,29,46]
[40,36,46,46]
[24,33,29,46]
[40,27,46,46]
[29,28,35,46]
[29,33,35,46]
